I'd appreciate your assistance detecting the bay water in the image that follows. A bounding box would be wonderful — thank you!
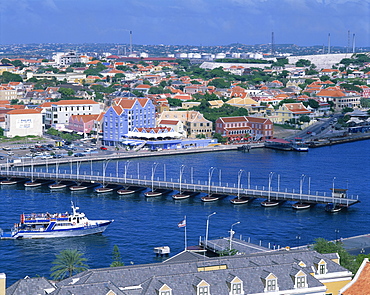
[0,140,369,286]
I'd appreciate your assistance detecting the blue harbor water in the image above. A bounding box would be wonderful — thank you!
[1,140,369,286]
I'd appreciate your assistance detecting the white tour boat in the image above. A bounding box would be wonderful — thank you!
[0,202,113,239]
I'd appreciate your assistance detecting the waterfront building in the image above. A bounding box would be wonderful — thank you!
[6,249,353,295]
[4,109,43,137]
[158,110,213,138]
[272,102,312,124]
[68,113,105,135]
[157,119,186,137]
[103,97,155,146]
[44,99,101,127]
[215,116,273,141]
[316,89,362,111]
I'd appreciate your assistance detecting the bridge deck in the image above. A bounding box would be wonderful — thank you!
[0,170,360,207]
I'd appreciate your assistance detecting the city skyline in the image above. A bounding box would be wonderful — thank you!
[0,0,369,48]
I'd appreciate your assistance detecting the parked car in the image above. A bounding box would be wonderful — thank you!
[2,146,11,151]
[0,156,4,160]
[53,154,63,159]
[100,146,107,150]
[7,151,14,156]
[74,153,85,157]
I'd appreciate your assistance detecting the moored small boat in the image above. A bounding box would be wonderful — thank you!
[117,186,146,195]
[49,181,76,190]
[325,203,343,213]
[0,178,28,185]
[292,202,312,210]
[201,194,227,202]
[172,191,200,200]
[95,184,123,194]
[24,182,42,188]
[144,189,172,198]
[230,196,254,205]
[261,200,281,207]
[70,182,100,191]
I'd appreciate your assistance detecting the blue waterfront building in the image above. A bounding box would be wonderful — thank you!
[103,98,155,146]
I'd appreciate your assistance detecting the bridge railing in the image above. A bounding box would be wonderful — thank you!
[0,170,359,205]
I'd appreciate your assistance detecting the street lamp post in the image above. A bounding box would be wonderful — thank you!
[179,165,186,194]
[332,177,336,201]
[237,169,244,199]
[335,229,339,243]
[208,167,216,194]
[151,162,159,191]
[205,212,216,249]
[102,159,111,187]
[124,160,131,183]
[229,221,241,250]
[268,172,275,201]
[300,174,306,200]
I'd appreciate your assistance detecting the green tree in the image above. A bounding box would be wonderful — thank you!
[58,88,75,98]
[312,238,356,273]
[1,58,11,64]
[208,78,231,89]
[213,132,227,143]
[295,59,311,67]
[50,249,88,280]
[299,115,311,123]
[110,245,124,267]
[1,71,23,83]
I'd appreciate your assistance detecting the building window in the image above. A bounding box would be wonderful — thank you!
[296,276,305,288]
[319,264,326,274]
[267,279,276,291]
[198,286,209,295]
[231,282,242,294]
[160,291,171,295]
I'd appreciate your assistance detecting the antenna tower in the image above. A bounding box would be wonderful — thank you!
[271,32,275,56]
[327,33,331,54]
[352,34,356,53]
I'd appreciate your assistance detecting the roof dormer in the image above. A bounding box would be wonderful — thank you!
[226,274,245,295]
[157,283,172,295]
[193,278,210,295]
[261,271,279,292]
[291,269,308,289]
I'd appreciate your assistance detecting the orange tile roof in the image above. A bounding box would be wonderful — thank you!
[343,261,370,295]
[54,99,99,105]
[317,89,345,97]
[7,109,41,115]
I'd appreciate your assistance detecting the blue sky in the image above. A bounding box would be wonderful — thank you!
[0,0,369,47]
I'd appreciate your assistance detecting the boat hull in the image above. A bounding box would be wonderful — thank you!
[24,182,42,188]
[201,194,227,202]
[49,184,67,190]
[2,222,112,239]
[292,202,311,210]
[230,197,253,204]
[261,200,281,207]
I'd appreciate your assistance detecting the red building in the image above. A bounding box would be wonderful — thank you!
[215,116,273,141]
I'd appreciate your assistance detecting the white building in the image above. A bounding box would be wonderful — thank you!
[45,99,101,127]
[4,109,43,138]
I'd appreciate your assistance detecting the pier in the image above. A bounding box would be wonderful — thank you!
[0,169,360,209]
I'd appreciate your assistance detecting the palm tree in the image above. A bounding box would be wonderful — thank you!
[50,249,88,280]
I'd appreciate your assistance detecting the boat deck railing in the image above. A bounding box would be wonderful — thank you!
[0,170,360,206]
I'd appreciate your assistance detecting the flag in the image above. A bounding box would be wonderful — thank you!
[178,218,186,228]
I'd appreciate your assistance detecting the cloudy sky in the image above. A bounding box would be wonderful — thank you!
[0,0,369,47]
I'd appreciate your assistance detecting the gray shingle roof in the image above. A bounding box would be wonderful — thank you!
[8,249,351,295]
